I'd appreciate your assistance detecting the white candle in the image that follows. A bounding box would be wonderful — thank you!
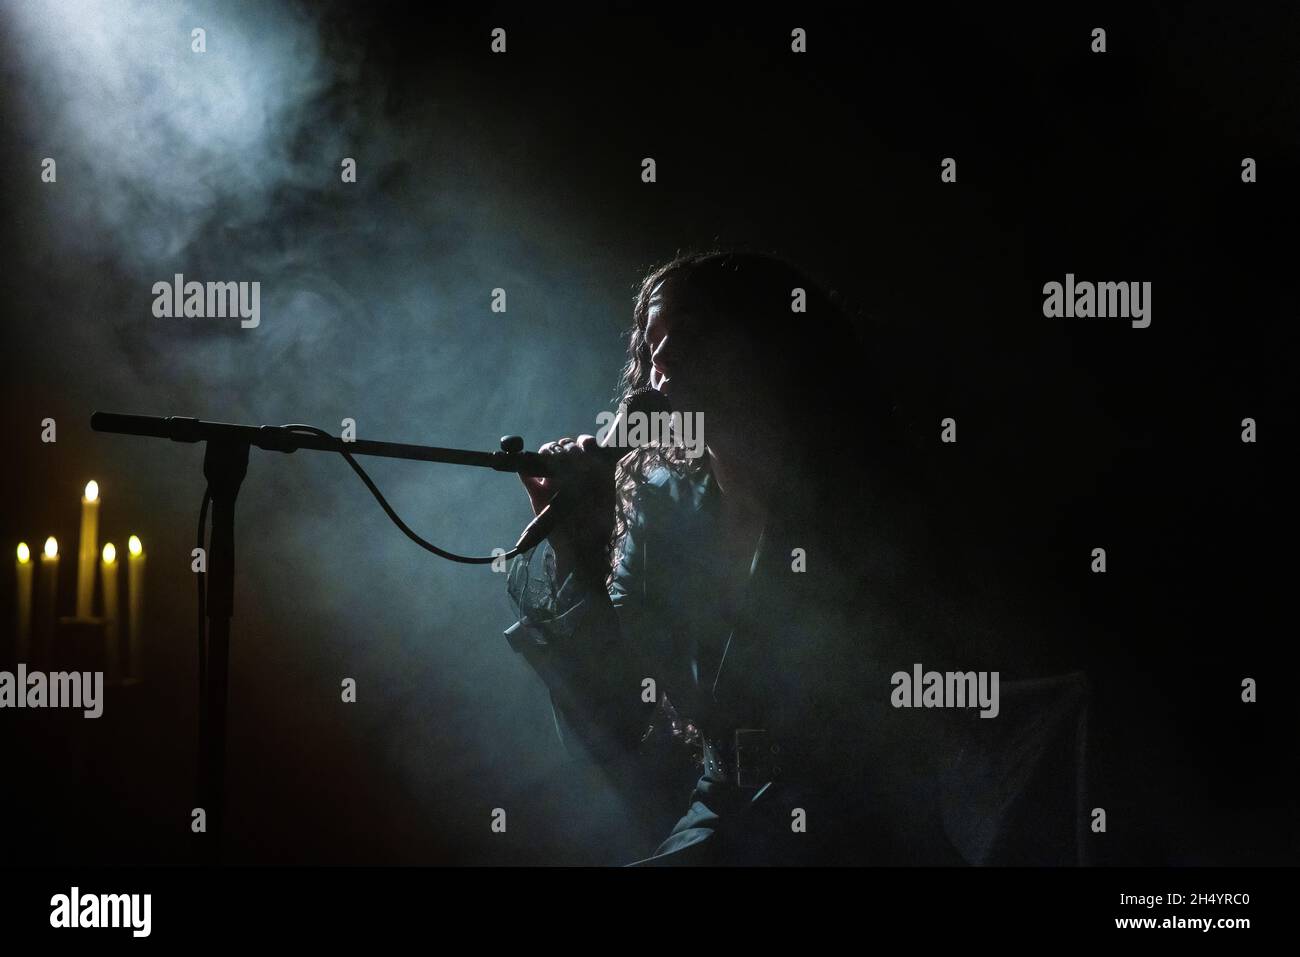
[127,535,145,681]
[76,480,100,619]
[15,542,33,661]
[101,542,120,683]
[39,536,59,656]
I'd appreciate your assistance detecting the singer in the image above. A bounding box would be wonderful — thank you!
[504,250,962,865]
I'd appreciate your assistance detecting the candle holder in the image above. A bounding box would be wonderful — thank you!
[54,617,109,675]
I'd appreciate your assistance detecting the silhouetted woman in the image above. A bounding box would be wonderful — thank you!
[505,250,962,864]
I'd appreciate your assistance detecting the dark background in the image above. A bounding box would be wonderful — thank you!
[0,1,1293,865]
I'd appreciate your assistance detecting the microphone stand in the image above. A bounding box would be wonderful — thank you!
[90,412,546,864]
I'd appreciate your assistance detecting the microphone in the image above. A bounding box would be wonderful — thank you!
[512,387,672,554]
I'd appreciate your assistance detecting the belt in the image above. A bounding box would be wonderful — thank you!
[646,696,816,790]
[701,728,794,790]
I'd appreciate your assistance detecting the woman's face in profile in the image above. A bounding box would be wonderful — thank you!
[644,292,689,405]
[644,280,782,443]
[645,282,749,421]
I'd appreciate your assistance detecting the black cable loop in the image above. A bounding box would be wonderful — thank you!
[280,424,517,565]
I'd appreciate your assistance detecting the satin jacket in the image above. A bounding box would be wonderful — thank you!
[504,459,966,864]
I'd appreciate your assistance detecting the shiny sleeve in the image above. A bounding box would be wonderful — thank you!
[502,502,658,763]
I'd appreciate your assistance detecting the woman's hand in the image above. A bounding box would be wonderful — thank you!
[519,434,617,584]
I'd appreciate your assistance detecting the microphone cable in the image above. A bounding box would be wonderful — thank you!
[193,422,523,711]
[280,423,520,565]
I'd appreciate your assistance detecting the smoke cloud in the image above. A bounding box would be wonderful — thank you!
[2,0,642,862]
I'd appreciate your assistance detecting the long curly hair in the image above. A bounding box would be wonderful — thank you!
[607,249,913,581]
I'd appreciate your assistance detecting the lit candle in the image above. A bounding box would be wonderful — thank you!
[39,536,59,659]
[76,480,100,619]
[101,542,120,683]
[127,534,145,682]
[15,542,33,661]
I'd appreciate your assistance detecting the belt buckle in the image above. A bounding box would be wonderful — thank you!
[733,728,778,789]
[701,738,727,780]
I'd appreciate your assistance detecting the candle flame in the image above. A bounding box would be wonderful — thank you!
[17,542,31,563]
[44,537,58,558]
[85,480,99,502]
[102,542,117,564]
[128,534,143,556]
